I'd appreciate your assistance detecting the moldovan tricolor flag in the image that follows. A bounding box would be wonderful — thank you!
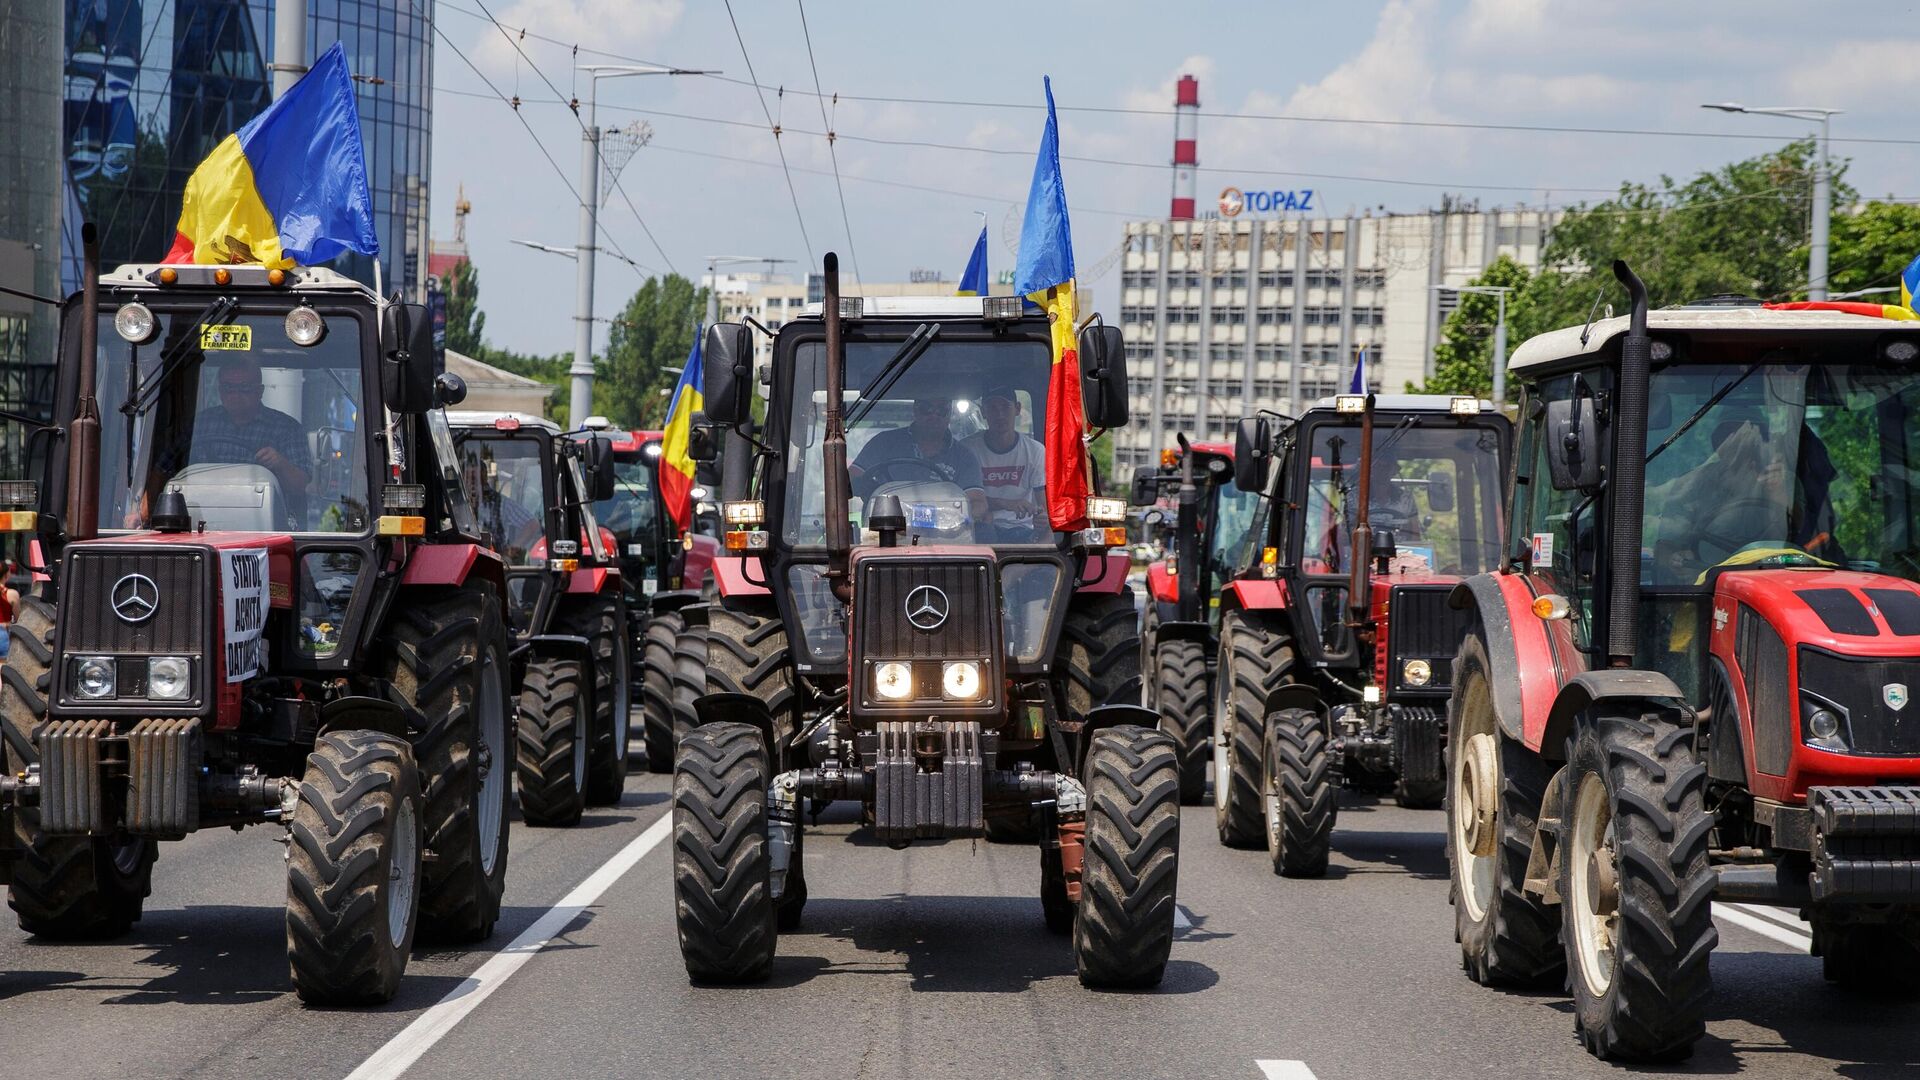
[659,329,705,531]
[1014,77,1090,533]
[164,43,378,267]
[956,226,989,296]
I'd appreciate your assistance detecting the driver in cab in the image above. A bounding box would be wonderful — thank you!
[132,356,311,526]
[850,396,988,521]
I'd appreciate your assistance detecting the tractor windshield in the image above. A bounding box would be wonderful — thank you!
[782,334,1054,547]
[93,306,371,534]
[1299,419,1506,576]
[1644,361,1920,584]
[593,450,659,550]
[455,434,548,566]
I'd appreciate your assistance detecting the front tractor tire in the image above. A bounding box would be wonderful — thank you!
[286,729,424,1006]
[1263,707,1336,877]
[2,593,155,939]
[1152,637,1209,805]
[705,607,797,755]
[371,590,512,944]
[514,656,589,827]
[1215,611,1295,849]
[1074,725,1179,989]
[1560,708,1715,1062]
[1447,633,1562,988]
[640,611,685,773]
[556,594,632,805]
[673,722,776,984]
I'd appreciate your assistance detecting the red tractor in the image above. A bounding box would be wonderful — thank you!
[678,255,1172,987]
[1209,393,1509,876]
[573,423,718,774]
[1447,262,1920,1060]
[0,241,513,1005]
[449,412,632,825]
[1133,438,1259,804]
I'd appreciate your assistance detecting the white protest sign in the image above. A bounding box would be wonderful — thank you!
[222,548,269,682]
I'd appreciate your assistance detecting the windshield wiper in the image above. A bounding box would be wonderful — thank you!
[120,296,237,419]
[845,322,940,427]
[1646,362,1761,466]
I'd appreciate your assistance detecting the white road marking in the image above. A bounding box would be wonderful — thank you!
[1725,902,1807,933]
[1174,904,1193,929]
[1256,1060,1319,1080]
[1713,902,1812,952]
[346,813,674,1080]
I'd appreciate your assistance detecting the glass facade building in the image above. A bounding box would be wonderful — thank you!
[60,0,433,298]
[0,0,66,474]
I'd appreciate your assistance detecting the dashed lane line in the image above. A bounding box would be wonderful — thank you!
[1256,1060,1320,1079]
[1714,902,1812,952]
[346,813,674,1080]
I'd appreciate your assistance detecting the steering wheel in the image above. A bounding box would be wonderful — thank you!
[860,457,949,485]
[1694,496,1789,562]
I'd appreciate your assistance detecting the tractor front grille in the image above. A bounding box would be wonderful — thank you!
[1798,647,1920,757]
[61,547,209,655]
[1385,585,1471,695]
[856,559,995,659]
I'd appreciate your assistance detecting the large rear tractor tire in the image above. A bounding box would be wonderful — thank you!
[2,593,155,939]
[1153,637,1209,805]
[1448,633,1562,988]
[514,656,589,827]
[673,722,776,983]
[1560,707,1715,1062]
[286,729,423,1006]
[640,611,684,773]
[1073,725,1179,989]
[370,590,511,944]
[1214,611,1294,849]
[556,593,632,805]
[705,607,797,759]
[1394,706,1446,810]
[1263,707,1336,877]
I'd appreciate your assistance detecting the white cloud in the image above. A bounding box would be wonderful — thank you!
[1787,39,1920,104]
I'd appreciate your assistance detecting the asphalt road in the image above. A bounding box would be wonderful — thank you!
[2,763,1916,1080]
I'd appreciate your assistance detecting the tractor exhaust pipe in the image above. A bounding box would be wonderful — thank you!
[820,253,853,603]
[1173,434,1200,623]
[1348,393,1376,635]
[1606,260,1651,668]
[67,223,102,542]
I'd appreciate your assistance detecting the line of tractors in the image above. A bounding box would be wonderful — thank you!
[8,246,1920,1065]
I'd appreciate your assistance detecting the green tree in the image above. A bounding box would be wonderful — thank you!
[1817,200,1920,299]
[1411,255,1532,396]
[599,275,707,429]
[442,259,485,357]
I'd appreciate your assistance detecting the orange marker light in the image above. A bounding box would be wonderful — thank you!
[213,267,231,285]
[268,268,286,286]
[158,267,178,284]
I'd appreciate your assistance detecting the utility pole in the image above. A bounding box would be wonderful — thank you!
[1432,283,1513,408]
[1702,102,1842,301]
[270,0,306,99]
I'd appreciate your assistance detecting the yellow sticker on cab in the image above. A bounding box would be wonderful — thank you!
[200,324,251,351]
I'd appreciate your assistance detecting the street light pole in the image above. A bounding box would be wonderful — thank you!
[1432,283,1512,408]
[1701,102,1842,301]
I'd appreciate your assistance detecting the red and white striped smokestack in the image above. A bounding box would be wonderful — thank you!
[1170,74,1199,220]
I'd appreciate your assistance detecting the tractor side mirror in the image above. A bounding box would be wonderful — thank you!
[586,436,617,501]
[1545,396,1601,491]
[1426,471,1455,513]
[702,323,753,426]
[381,302,438,413]
[434,371,468,408]
[1078,324,1129,428]
[687,415,718,463]
[1128,465,1161,507]
[1233,416,1271,492]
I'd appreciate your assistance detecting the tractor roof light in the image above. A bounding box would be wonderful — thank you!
[1335,394,1367,414]
[1087,496,1126,524]
[1449,396,1479,416]
[837,296,864,320]
[114,303,157,344]
[1886,339,1920,363]
[285,305,326,347]
[0,481,39,508]
[982,295,1023,321]
[724,500,766,526]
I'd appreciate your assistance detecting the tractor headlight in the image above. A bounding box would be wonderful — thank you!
[1808,708,1841,741]
[284,305,327,346]
[1801,694,1851,751]
[874,661,913,701]
[942,661,984,700]
[114,303,157,344]
[148,656,191,700]
[73,656,116,699]
[1087,497,1126,524]
[1402,658,1432,687]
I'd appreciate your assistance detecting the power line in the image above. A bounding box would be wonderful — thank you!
[470,0,578,115]
[607,172,679,276]
[796,0,860,282]
[723,0,814,267]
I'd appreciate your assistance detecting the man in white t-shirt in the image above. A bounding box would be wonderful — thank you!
[962,385,1047,542]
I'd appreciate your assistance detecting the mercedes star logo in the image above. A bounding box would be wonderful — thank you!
[111,573,159,625]
[904,584,950,631]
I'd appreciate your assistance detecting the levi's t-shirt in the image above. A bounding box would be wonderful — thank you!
[962,431,1046,538]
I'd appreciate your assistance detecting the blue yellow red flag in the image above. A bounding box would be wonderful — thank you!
[957,227,990,296]
[1013,77,1089,533]
[1764,300,1918,321]
[1901,252,1920,313]
[164,43,377,267]
[659,328,705,532]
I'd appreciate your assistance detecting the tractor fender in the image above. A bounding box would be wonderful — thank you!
[565,566,615,595]
[1082,703,1161,738]
[318,695,411,740]
[713,556,772,598]
[1074,552,1131,595]
[400,542,509,602]
[694,691,777,754]
[1222,578,1288,612]
[525,633,593,666]
[1154,619,1211,647]
[647,589,703,616]
[1543,670,1689,761]
[1263,683,1327,721]
[1448,575,1558,750]
[1146,561,1177,604]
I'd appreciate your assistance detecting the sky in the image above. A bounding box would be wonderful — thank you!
[427,0,1920,356]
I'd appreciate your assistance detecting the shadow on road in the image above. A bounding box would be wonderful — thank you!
[1323,827,1448,881]
[759,895,1218,996]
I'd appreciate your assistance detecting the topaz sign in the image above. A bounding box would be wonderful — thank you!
[1219,186,1316,217]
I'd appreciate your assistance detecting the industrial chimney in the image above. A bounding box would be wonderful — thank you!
[1170,75,1199,219]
